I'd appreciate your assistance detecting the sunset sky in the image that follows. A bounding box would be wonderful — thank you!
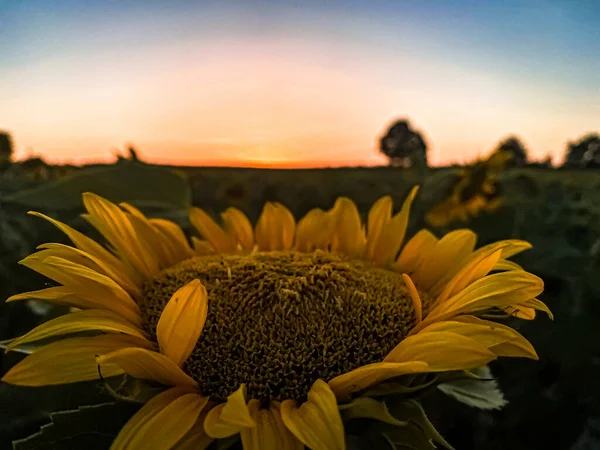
[1,0,599,167]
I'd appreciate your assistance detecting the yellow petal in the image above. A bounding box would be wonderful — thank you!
[191,237,215,256]
[329,197,365,257]
[412,229,477,292]
[97,348,197,388]
[150,218,195,263]
[395,229,438,274]
[204,384,255,438]
[435,248,503,304]
[6,285,142,327]
[36,243,141,297]
[82,193,160,279]
[280,380,345,450]
[384,331,497,371]
[111,387,208,450]
[1,335,150,386]
[5,309,148,352]
[255,203,296,251]
[421,271,544,327]
[221,207,254,251]
[189,207,236,253]
[494,259,524,271]
[117,209,193,269]
[364,196,393,259]
[241,400,304,450]
[402,273,422,324]
[173,418,214,450]
[504,305,536,319]
[157,279,208,367]
[29,211,141,292]
[328,361,429,402]
[368,186,419,266]
[20,254,139,313]
[295,208,331,252]
[475,239,532,260]
[418,315,538,359]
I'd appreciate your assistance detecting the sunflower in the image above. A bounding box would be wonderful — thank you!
[427,151,511,227]
[2,186,551,449]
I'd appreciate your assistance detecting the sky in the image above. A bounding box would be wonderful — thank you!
[0,0,599,167]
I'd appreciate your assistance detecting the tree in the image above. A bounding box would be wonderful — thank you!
[0,131,14,171]
[494,136,528,167]
[564,134,600,168]
[379,119,428,169]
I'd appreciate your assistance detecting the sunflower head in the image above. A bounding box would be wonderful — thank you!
[2,186,551,450]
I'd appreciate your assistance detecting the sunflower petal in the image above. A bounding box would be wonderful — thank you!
[190,207,236,253]
[150,218,195,263]
[435,248,504,304]
[6,285,142,327]
[280,380,345,450]
[5,309,148,352]
[1,335,149,386]
[241,400,304,450]
[395,229,438,274]
[97,348,197,387]
[204,384,255,438]
[329,197,365,257]
[221,208,255,251]
[29,211,141,291]
[295,208,331,252]
[255,203,295,251]
[328,361,429,401]
[421,271,544,327]
[412,229,477,292]
[82,193,160,279]
[111,387,208,450]
[173,419,214,450]
[475,239,532,259]
[157,279,208,367]
[418,315,538,359]
[369,187,419,266]
[20,254,139,312]
[384,331,497,370]
[494,259,524,272]
[36,243,141,297]
[364,196,393,259]
[402,273,422,324]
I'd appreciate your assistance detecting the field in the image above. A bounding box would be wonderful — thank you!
[1,162,599,449]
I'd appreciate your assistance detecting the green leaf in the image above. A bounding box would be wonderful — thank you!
[437,366,507,410]
[388,400,454,450]
[382,425,437,450]
[3,162,191,211]
[340,397,408,427]
[12,402,139,450]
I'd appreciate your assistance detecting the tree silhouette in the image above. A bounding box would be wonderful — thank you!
[494,136,528,167]
[379,119,428,169]
[564,133,600,168]
[0,131,14,171]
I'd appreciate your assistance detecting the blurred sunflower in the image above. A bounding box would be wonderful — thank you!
[2,186,551,450]
[427,150,512,227]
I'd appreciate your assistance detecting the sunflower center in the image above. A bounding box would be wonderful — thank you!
[140,251,432,402]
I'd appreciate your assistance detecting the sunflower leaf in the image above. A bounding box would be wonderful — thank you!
[11,402,139,450]
[3,162,191,211]
[437,366,508,410]
[387,400,454,450]
[382,424,437,450]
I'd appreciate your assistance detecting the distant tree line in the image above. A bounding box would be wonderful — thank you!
[378,119,600,169]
